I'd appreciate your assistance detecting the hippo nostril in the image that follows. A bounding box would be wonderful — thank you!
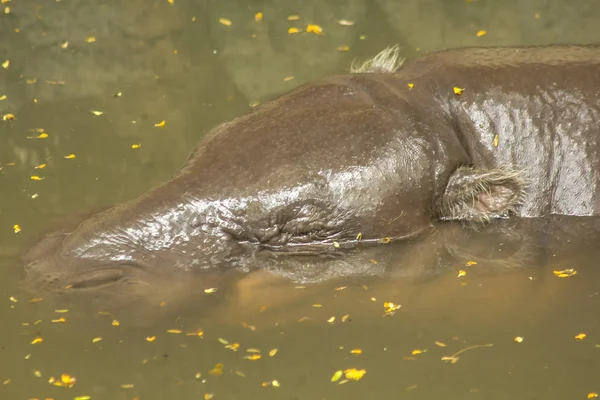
[69,268,125,289]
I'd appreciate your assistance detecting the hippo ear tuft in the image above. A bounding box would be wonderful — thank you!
[439,166,526,223]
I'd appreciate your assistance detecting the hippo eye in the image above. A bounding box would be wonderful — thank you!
[69,268,125,289]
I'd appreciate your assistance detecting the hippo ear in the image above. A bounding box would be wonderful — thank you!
[439,166,526,222]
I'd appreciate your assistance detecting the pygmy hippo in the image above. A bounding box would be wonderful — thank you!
[24,44,600,294]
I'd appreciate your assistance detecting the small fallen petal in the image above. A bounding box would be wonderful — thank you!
[288,27,300,34]
[64,154,76,159]
[219,18,232,26]
[457,269,467,278]
[269,348,278,357]
[434,341,446,347]
[13,224,21,233]
[306,24,323,34]
[30,176,44,181]
[331,370,343,382]
[91,110,104,116]
[575,333,587,340]
[514,336,524,343]
[92,337,102,343]
[204,288,218,294]
[255,12,263,21]
[3,113,15,121]
[131,143,141,149]
[85,36,96,43]
[154,120,166,127]
[476,30,487,37]
[344,368,366,381]
[453,87,464,95]
[146,336,156,342]
[553,269,577,278]
[167,329,182,334]
[337,19,355,26]
[287,15,300,21]
[31,337,43,344]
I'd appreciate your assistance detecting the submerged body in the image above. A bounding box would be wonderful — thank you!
[25,45,600,294]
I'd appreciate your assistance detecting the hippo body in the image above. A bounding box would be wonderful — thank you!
[25,45,600,292]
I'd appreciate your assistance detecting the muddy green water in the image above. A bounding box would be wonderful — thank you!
[1,0,600,399]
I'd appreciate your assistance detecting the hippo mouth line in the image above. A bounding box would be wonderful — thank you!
[254,228,433,256]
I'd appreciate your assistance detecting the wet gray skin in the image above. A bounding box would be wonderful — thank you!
[24,44,600,297]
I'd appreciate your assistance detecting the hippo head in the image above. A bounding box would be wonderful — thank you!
[24,47,526,300]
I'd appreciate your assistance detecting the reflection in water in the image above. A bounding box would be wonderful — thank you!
[1,0,600,399]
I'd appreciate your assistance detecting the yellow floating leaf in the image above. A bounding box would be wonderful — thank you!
[186,329,204,337]
[146,336,156,342]
[246,348,261,353]
[92,337,102,343]
[269,348,278,357]
[457,269,467,278]
[74,397,91,400]
[85,36,96,43]
[204,287,218,294]
[356,232,363,241]
[91,110,104,116]
[295,285,306,289]
[350,349,362,354]
[34,370,42,377]
[30,175,44,181]
[61,41,69,49]
[204,393,214,400]
[553,269,577,278]
[336,46,350,52]
[13,224,21,233]
[476,30,487,37]
[154,120,166,127]
[272,380,280,387]
[208,363,223,376]
[36,133,48,139]
[335,286,347,291]
[244,354,261,360]
[0,94,6,100]
[344,368,366,381]
[2,379,9,385]
[283,75,295,81]
[255,12,263,21]
[453,87,464,95]
[3,113,16,121]
[64,154,76,159]
[111,319,120,326]
[167,329,182,334]
[327,316,336,324]
[341,314,351,322]
[288,27,300,34]
[31,337,43,344]
[384,301,401,315]
[514,336,524,343]
[131,143,141,149]
[588,393,599,399]
[51,317,66,323]
[9,296,17,303]
[287,15,300,21]
[493,134,499,147]
[2,60,9,69]
[121,383,135,388]
[331,370,343,382]
[312,304,323,308]
[34,163,47,169]
[434,341,446,347]
[466,261,477,266]
[337,19,355,26]
[411,349,423,355]
[219,17,232,26]
[218,337,229,345]
[242,322,256,331]
[575,333,587,340]
[408,83,414,89]
[225,342,240,351]
[306,24,323,34]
